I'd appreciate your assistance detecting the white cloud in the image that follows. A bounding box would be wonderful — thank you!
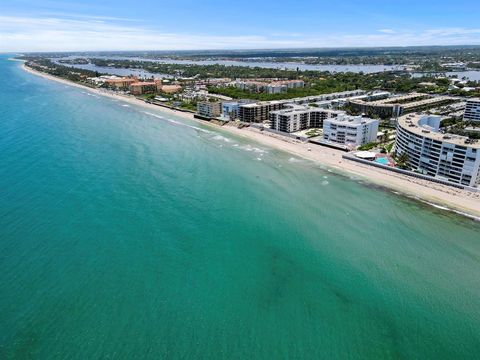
[0,15,308,52]
[378,29,396,34]
[1,15,480,52]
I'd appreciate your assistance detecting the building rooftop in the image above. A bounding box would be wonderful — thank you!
[130,82,157,86]
[401,96,455,110]
[240,100,288,108]
[238,90,367,109]
[105,78,137,83]
[369,92,427,105]
[270,105,341,117]
[327,115,378,125]
[398,113,480,148]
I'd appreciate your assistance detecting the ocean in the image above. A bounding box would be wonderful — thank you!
[1,56,480,359]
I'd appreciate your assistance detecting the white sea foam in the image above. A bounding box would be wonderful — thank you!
[142,111,211,133]
[239,145,267,154]
[121,104,130,107]
[321,180,329,186]
[211,134,232,143]
[420,200,480,221]
[424,202,450,211]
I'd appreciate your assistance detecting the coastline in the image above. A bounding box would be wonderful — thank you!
[20,63,480,219]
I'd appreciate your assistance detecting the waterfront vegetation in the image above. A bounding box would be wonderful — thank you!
[357,142,378,151]
[19,55,480,100]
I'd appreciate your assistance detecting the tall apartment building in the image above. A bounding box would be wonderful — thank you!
[237,90,367,123]
[238,100,287,123]
[323,115,379,148]
[221,102,240,120]
[463,98,480,122]
[197,101,222,118]
[220,100,255,120]
[269,105,340,133]
[395,113,480,187]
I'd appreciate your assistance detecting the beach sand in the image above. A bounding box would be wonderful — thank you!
[21,63,480,219]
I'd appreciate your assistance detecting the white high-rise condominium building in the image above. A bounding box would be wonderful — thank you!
[395,113,480,187]
[463,98,480,122]
[323,115,379,148]
[269,105,340,133]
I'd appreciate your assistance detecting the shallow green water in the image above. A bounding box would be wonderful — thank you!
[1,56,480,359]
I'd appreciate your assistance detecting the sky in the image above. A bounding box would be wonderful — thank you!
[1,0,480,52]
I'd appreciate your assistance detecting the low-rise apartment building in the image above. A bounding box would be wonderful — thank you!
[129,82,158,95]
[395,113,480,187]
[323,115,379,148]
[105,78,137,91]
[349,93,455,119]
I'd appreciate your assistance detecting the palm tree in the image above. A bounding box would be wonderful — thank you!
[396,152,409,169]
[381,130,389,143]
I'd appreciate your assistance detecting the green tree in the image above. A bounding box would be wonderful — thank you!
[396,152,409,169]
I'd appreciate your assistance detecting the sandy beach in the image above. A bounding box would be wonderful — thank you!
[21,63,480,218]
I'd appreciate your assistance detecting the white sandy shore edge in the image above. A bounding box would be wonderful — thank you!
[21,63,480,219]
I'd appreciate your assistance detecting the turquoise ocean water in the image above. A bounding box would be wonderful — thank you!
[1,56,480,359]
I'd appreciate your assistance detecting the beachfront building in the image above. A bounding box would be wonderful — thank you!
[269,105,340,132]
[348,93,455,119]
[222,102,240,120]
[239,100,287,123]
[464,99,480,122]
[129,82,158,95]
[197,101,222,118]
[323,115,379,148]
[105,77,137,91]
[395,113,480,187]
[221,100,256,120]
[238,91,368,123]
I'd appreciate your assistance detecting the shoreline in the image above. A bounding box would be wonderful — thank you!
[20,63,480,219]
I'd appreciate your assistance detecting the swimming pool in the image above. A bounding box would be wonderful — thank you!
[375,157,389,165]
